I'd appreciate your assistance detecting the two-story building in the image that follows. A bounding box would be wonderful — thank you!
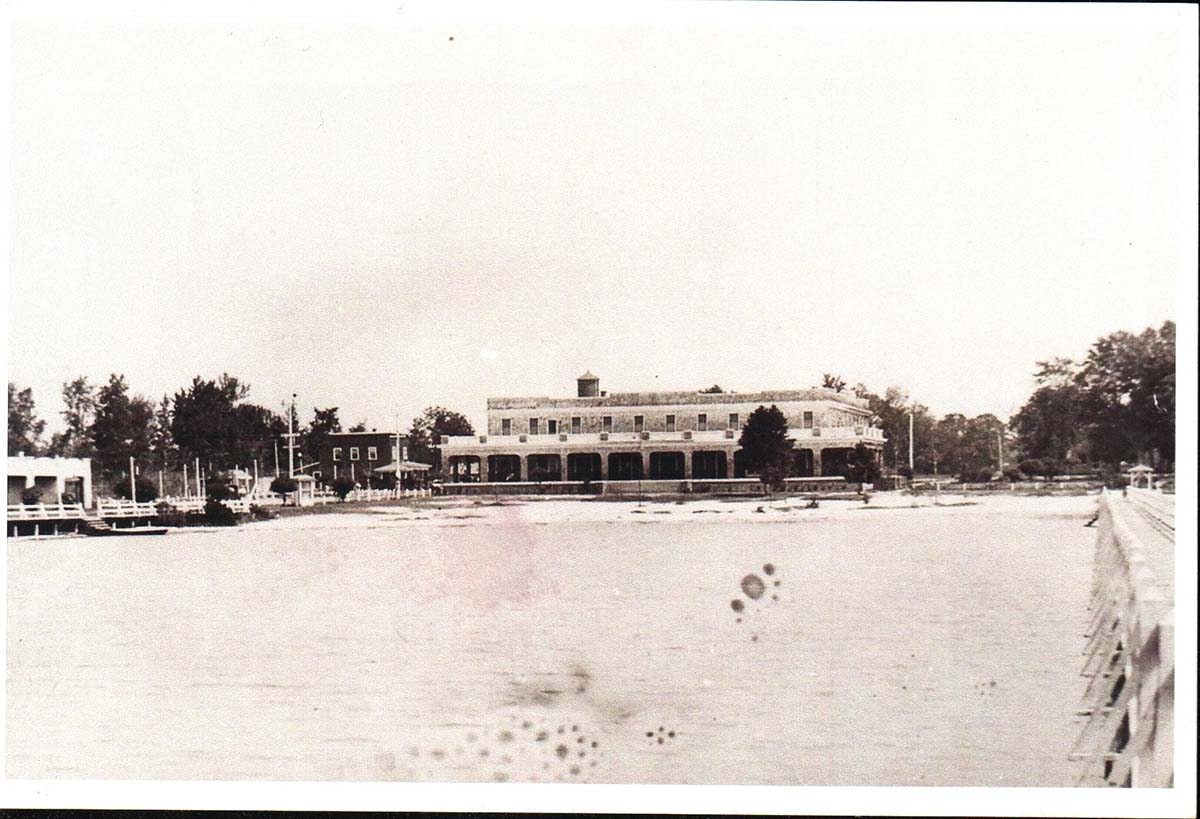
[316,431,405,484]
[440,372,885,485]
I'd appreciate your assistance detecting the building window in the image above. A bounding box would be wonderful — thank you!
[350,447,360,461]
[803,411,814,429]
[547,419,558,435]
[368,447,378,461]
[728,413,739,430]
[602,416,613,433]
[333,447,342,462]
[530,418,539,435]
[501,418,512,436]
[634,415,644,433]
[698,413,708,431]
[571,416,582,435]
[665,414,676,432]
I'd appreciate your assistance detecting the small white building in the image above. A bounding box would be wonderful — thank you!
[6,454,94,507]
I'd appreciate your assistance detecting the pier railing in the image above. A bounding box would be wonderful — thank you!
[1070,490,1173,787]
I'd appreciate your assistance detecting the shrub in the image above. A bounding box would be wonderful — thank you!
[269,476,298,503]
[154,503,190,528]
[114,474,160,502]
[203,498,238,526]
[20,486,43,505]
[896,466,914,479]
[1002,467,1025,482]
[331,476,356,501]
[248,504,277,521]
[205,472,238,501]
[1018,459,1046,478]
[958,468,995,484]
[61,491,78,504]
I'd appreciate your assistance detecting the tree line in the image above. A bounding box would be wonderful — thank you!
[7,373,475,491]
[815,320,1174,481]
[8,320,1173,489]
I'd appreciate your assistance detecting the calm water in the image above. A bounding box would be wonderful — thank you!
[7,497,1095,784]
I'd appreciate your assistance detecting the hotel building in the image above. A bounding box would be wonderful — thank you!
[440,372,884,487]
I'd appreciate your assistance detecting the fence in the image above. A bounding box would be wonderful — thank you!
[1069,490,1173,787]
[96,499,160,519]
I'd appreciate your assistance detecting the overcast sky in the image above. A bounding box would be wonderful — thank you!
[6,3,1195,435]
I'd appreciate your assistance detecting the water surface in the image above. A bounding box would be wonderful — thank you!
[7,496,1095,785]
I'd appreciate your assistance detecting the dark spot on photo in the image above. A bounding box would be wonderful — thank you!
[731,599,745,613]
[763,563,775,575]
[498,730,514,742]
[741,574,766,600]
[535,730,548,741]
[555,744,568,759]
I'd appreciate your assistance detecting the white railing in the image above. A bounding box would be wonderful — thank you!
[157,496,207,513]
[445,426,884,450]
[96,499,160,518]
[6,502,88,521]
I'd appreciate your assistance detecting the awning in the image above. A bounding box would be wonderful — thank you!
[373,460,433,474]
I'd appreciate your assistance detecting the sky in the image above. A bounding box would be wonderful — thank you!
[5,3,1196,436]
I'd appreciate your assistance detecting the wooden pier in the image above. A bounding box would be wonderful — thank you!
[1070,488,1174,787]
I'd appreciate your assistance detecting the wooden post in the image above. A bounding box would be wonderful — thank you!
[183,464,189,498]
[129,456,137,501]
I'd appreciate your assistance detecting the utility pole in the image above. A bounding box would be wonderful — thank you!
[908,412,915,474]
[283,393,298,479]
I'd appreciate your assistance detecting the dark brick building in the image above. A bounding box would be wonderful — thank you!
[315,431,415,486]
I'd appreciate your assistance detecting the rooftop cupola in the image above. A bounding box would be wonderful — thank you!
[577,370,600,397]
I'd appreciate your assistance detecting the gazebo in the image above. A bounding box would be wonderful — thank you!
[374,459,433,491]
[1126,464,1155,489]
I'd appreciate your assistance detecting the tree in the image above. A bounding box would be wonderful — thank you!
[8,383,45,455]
[1011,380,1085,464]
[408,407,475,471]
[270,475,298,503]
[1075,321,1175,466]
[114,474,159,503]
[331,476,356,501]
[699,385,725,394]
[148,395,178,471]
[47,377,97,457]
[737,405,794,491]
[821,374,847,393]
[171,375,248,465]
[301,407,341,476]
[90,374,155,479]
[348,420,368,433]
[170,374,281,470]
[19,486,43,505]
[847,443,882,485]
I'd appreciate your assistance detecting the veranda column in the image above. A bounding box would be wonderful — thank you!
[812,448,823,477]
[480,455,490,483]
[519,454,528,481]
